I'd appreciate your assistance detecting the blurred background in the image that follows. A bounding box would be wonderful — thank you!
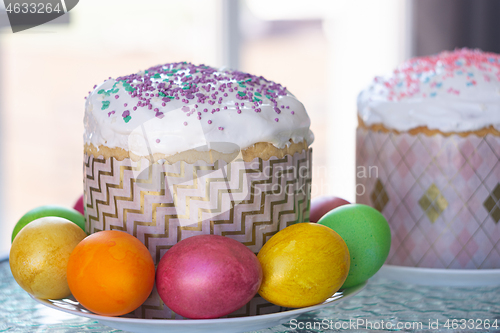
[0,0,499,256]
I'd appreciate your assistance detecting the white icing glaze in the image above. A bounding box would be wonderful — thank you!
[358,49,500,132]
[84,63,313,156]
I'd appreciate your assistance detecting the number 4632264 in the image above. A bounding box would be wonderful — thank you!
[6,3,62,14]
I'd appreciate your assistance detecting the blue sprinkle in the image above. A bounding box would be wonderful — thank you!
[456,70,463,75]
[455,61,463,66]
[489,58,495,62]
[430,92,437,97]
[436,82,443,88]
[467,72,474,77]
[397,82,403,87]
[423,77,430,84]
[466,82,474,86]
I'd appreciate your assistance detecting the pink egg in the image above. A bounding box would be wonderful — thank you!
[73,195,84,215]
[156,235,262,319]
[309,196,350,222]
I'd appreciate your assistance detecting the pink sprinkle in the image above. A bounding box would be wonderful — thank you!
[208,120,212,124]
[156,139,160,143]
[183,122,188,126]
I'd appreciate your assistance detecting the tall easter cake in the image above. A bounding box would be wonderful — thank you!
[83,62,313,318]
[356,49,500,269]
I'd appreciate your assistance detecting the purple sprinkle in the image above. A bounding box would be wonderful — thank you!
[124,103,128,107]
[115,95,119,99]
[286,106,290,109]
[183,122,188,126]
[133,106,137,111]
[108,111,115,117]
[162,102,166,106]
[224,106,228,109]
[237,110,241,114]
[197,116,201,120]
[274,118,279,122]
[122,110,130,117]
[156,139,160,143]
[274,107,281,114]
[208,120,212,124]
[218,127,224,130]
[204,108,208,112]
[154,108,159,112]
[291,111,295,115]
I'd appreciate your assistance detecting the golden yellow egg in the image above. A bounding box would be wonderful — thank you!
[9,217,87,299]
[257,223,350,308]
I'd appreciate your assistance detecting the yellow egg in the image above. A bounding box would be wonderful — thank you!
[257,223,350,308]
[9,217,87,299]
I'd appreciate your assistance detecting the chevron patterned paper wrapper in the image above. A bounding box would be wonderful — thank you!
[84,148,312,319]
[356,128,500,269]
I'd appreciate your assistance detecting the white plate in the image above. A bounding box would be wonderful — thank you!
[31,282,366,333]
[375,264,500,287]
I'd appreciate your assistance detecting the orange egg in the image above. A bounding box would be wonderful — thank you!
[67,230,155,316]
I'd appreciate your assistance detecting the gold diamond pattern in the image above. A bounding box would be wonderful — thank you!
[484,183,500,224]
[419,183,448,223]
[370,179,389,212]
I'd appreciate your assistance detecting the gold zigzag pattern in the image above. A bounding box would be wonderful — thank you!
[85,151,311,318]
[86,151,311,255]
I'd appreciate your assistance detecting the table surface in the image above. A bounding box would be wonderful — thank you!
[1,257,500,333]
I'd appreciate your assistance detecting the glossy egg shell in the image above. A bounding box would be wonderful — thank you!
[309,196,350,222]
[156,235,262,319]
[319,204,391,288]
[257,223,350,308]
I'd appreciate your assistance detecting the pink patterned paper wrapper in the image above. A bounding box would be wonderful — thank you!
[356,128,500,269]
[83,148,312,319]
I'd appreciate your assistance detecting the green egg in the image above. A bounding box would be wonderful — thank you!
[318,204,391,288]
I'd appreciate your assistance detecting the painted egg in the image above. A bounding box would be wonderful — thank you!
[12,205,86,242]
[10,217,87,299]
[257,223,350,308]
[156,235,262,319]
[309,196,350,222]
[67,230,155,316]
[318,204,391,288]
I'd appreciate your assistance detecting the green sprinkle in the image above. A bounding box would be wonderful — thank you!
[166,73,173,76]
[159,92,166,97]
[111,88,119,94]
[239,84,246,88]
[265,94,271,99]
[238,91,246,97]
[162,79,169,82]
[253,97,261,102]
[255,92,262,97]
[101,101,110,110]
[245,78,252,82]
[124,86,135,92]
[123,115,131,123]
[166,96,175,99]
[267,89,275,93]
[145,70,149,74]
[153,74,161,79]
[98,89,105,94]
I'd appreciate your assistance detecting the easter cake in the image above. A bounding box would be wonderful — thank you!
[356,48,500,269]
[83,62,313,318]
